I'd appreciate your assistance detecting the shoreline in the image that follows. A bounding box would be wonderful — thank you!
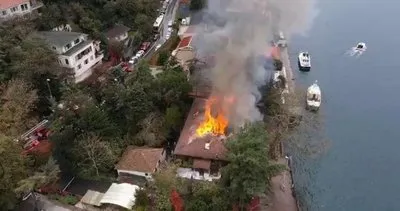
[264,46,301,211]
[280,46,301,211]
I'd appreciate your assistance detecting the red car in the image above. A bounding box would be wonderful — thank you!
[140,42,151,51]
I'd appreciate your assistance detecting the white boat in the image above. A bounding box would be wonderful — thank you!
[298,52,311,71]
[306,80,321,111]
[355,42,367,51]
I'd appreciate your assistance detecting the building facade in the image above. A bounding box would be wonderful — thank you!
[38,31,104,83]
[0,0,43,19]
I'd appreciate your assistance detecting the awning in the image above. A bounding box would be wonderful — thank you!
[99,183,140,209]
[81,190,104,206]
[193,159,211,170]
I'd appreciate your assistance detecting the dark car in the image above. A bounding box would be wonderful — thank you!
[153,34,160,41]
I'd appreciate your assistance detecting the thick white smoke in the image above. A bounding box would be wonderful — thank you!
[191,0,316,128]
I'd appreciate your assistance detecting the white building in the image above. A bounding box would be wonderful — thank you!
[116,147,166,180]
[0,0,43,19]
[37,31,104,83]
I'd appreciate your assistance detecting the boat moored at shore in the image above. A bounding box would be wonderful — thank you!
[298,52,311,71]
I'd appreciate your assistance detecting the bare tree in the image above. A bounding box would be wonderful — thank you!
[73,134,117,178]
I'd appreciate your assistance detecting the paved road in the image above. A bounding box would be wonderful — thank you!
[144,0,180,59]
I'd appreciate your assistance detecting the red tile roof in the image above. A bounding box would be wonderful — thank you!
[0,0,27,10]
[116,147,164,173]
[178,36,192,49]
[174,98,228,161]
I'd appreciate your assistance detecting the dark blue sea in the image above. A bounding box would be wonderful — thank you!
[288,0,400,210]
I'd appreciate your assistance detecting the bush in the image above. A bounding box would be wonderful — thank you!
[158,51,170,66]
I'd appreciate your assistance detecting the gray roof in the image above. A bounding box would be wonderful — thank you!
[37,31,87,48]
[63,40,92,56]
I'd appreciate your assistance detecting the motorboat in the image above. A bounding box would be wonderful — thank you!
[355,42,367,51]
[306,80,321,111]
[298,52,311,71]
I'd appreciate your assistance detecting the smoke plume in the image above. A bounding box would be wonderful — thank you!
[192,0,316,128]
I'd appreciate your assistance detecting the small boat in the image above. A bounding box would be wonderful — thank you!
[355,42,367,51]
[306,80,321,111]
[298,52,311,72]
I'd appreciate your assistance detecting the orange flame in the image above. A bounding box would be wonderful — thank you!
[196,97,229,137]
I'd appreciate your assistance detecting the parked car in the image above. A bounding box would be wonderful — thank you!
[140,42,151,51]
[136,50,145,58]
[168,20,173,27]
[153,34,160,41]
[155,44,162,51]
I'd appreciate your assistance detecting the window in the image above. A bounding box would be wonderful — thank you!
[77,64,82,69]
[84,59,88,65]
[65,43,72,50]
[74,38,80,44]
[1,11,6,16]
[52,46,56,50]
[10,7,18,12]
[65,59,69,65]
[21,4,28,11]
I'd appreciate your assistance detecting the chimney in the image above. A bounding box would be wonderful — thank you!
[204,142,210,150]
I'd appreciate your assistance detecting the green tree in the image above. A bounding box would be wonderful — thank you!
[186,182,229,211]
[134,188,150,210]
[0,135,29,210]
[152,165,188,211]
[134,112,167,147]
[221,122,285,209]
[164,105,183,132]
[190,0,206,11]
[0,79,38,137]
[36,4,66,30]
[15,157,60,196]
[152,69,192,110]
[50,89,120,174]
[158,51,170,66]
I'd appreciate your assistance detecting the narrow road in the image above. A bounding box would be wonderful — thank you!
[144,0,180,59]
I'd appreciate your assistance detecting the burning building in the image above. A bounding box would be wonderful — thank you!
[174,96,234,181]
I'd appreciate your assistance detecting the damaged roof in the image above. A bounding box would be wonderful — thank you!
[174,98,228,161]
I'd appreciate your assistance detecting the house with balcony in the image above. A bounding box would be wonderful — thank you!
[37,31,104,83]
[0,0,43,19]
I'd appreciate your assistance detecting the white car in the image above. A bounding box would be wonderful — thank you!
[167,27,172,33]
[168,20,173,27]
[155,44,162,51]
[136,50,145,58]
[165,32,171,40]
[129,56,138,64]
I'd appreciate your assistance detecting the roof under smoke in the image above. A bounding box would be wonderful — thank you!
[174,98,228,161]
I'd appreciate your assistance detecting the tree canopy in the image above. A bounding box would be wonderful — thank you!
[222,122,285,209]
